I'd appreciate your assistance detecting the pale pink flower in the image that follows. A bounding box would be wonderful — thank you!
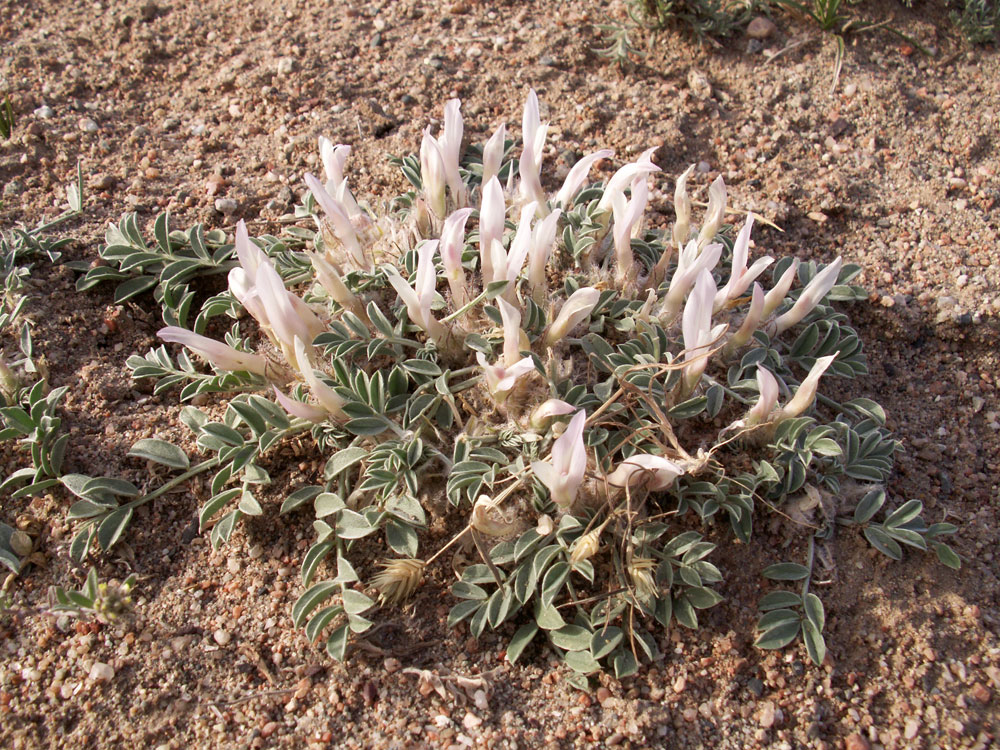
[518,89,548,208]
[544,287,600,346]
[476,352,535,403]
[383,240,447,343]
[293,337,346,418]
[529,398,576,430]
[318,138,362,218]
[672,165,695,250]
[531,410,587,508]
[527,208,561,302]
[440,208,474,307]
[304,173,367,271]
[497,297,527,367]
[440,99,468,208]
[746,366,780,425]
[272,385,328,423]
[714,214,772,312]
[762,259,800,319]
[481,123,507,185]
[420,128,448,218]
[478,176,506,284]
[554,149,614,209]
[503,201,538,289]
[774,258,842,334]
[663,239,723,320]
[158,327,267,377]
[612,176,648,286]
[777,355,836,420]
[607,454,684,491]
[596,147,660,215]
[696,175,727,248]
[724,282,765,355]
[254,261,324,369]
[681,270,725,392]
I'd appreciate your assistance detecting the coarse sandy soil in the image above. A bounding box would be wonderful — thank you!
[1,0,999,748]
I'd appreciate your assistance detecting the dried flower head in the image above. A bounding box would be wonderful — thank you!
[569,526,602,564]
[372,558,426,605]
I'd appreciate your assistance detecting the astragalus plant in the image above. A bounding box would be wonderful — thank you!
[109,91,957,679]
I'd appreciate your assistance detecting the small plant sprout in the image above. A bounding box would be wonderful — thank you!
[111,90,956,677]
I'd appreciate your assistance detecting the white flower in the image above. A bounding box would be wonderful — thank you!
[544,287,600,346]
[606,454,685,491]
[440,207,474,307]
[774,258,842,334]
[478,176,506,284]
[681,270,725,392]
[714,213,772,312]
[554,148,613,209]
[672,164,695,250]
[777,355,836,420]
[596,147,660,215]
[518,89,548,208]
[531,410,587,508]
[529,398,576,430]
[696,175,727,248]
[440,98,468,208]
[762,259,800,319]
[481,123,506,185]
[746,366,780,425]
[662,240,723,320]
[158,327,267,377]
[420,128,448,218]
[527,208,561,302]
[304,173,368,271]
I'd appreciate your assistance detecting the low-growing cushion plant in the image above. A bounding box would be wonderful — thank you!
[61,92,959,681]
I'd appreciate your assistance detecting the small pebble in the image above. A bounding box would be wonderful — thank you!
[276,57,295,75]
[213,628,231,646]
[758,701,776,728]
[79,118,98,133]
[34,105,55,118]
[463,712,482,730]
[746,17,776,39]
[845,733,870,750]
[89,662,114,682]
[214,198,238,215]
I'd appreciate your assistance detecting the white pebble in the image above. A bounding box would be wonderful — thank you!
[213,628,231,646]
[89,662,114,682]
